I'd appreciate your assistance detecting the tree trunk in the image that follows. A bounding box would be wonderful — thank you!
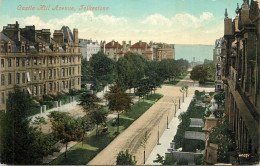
[186,89,188,97]
[65,143,68,158]
[96,124,98,136]
[144,150,146,164]
[183,93,184,102]
[117,112,120,133]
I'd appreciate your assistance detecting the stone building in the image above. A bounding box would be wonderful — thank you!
[129,40,153,61]
[79,39,100,60]
[153,43,175,61]
[100,40,123,61]
[0,22,81,111]
[213,37,224,91]
[221,0,260,163]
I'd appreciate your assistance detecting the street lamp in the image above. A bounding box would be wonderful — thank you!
[179,97,181,109]
[166,111,169,129]
[174,100,178,117]
[157,125,160,145]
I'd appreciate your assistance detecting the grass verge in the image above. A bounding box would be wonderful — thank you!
[163,71,189,86]
[50,93,163,165]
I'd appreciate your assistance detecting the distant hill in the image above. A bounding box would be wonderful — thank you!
[173,44,214,63]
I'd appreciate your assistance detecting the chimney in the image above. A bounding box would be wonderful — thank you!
[112,40,115,46]
[73,28,79,44]
[53,30,64,44]
[41,29,51,43]
[103,41,106,53]
[122,41,126,51]
[2,21,20,42]
[139,40,142,46]
[129,40,131,47]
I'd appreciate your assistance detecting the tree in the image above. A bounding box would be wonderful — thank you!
[48,111,75,158]
[88,105,108,136]
[89,51,115,91]
[116,150,137,165]
[32,116,47,131]
[0,87,44,164]
[79,92,101,112]
[214,92,225,108]
[141,131,150,164]
[190,65,207,83]
[106,84,132,133]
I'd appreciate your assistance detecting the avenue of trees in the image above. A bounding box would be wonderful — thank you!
[82,51,190,94]
[190,59,216,83]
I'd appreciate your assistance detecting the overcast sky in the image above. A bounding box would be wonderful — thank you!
[0,0,242,45]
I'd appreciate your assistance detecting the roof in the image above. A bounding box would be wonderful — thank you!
[130,42,151,49]
[103,41,122,49]
[125,51,133,55]
[143,51,152,55]
[117,51,124,54]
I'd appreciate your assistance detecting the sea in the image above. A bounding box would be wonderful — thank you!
[174,44,214,63]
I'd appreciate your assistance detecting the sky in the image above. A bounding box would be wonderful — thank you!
[0,0,242,45]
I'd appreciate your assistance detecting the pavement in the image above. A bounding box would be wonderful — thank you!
[145,97,193,165]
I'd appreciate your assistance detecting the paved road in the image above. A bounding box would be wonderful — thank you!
[88,74,205,165]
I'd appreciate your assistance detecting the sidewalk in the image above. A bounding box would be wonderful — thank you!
[146,97,193,165]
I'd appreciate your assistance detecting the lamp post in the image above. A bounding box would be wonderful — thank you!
[174,100,178,117]
[179,97,181,109]
[166,111,169,129]
[157,125,160,145]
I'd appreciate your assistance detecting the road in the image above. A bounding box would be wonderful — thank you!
[88,74,211,165]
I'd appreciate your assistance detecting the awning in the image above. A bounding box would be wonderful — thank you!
[27,72,31,82]
[27,87,32,95]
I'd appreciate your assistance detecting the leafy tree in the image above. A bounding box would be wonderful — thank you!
[116,150,137,165]
[48,111,80,158]
[190,65,207,83]
[79,92,101,112]
[88,105,108,136]
[106,84,132,133]
[141,131,151,164]
[154,154,177,165]
[32,116,47,131]
[89,51,115,91]
[0,87,44,164]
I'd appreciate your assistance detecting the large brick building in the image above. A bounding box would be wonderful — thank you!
[0,22,81,111]
[221,0,260,163]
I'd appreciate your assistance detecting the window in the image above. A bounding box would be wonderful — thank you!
[54,83,56,91]
[49,69,52,79]
[8,73,11,85]
[73,57,74,62]
[49,83,52,91]
[1,45,3,53]
[66,81,68,88]
[34,57,37,65]
[16,73,20,84]
[8,59,12,67]
[22,58,25,66]
[72,79,74,86]
[34,72,37,81]
[73,67,75,75]
[69,57,71,63]
[1,92,4,104]
[78,66,80,74]
[39,71,42,80]
[62,57,65,63]
[49,57,52,64]
[34,86,37,96]
[78,48,80,53]
[66,68,68,76]
[39,85,41,95]
[66,57,68,63]
[54,57,56,64]
[43,57,46,64]
[62,68,65,77]
[78,56,80,62]
[22,73,25,83]
[8,46,11,52]
[26,58,30,66]
[22,46,25,53]
[57,82,59,91]
[54,69,56,78]
[1,74,5,86]
[43,71,45,80]
[16,58,20,67]
[78,78,80,85]
[57,68,59,77]
[1,59,4,68]
[39,58,42,65]
[62,81,65,89]
[69,68,71,75]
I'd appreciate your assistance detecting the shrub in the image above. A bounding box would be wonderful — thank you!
[194,154,204,165]
[177,158,188,165]
[116,150,137,165]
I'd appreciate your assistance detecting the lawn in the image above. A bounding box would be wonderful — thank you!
[163,71,189,86]
[50,93,163,165]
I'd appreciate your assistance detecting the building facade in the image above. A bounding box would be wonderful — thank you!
[213,37,225,92]
[79,39,100,60]
[222,0,260,163]
[0,22,81,111]
[153,43,175,61]
[100,40,123,61]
